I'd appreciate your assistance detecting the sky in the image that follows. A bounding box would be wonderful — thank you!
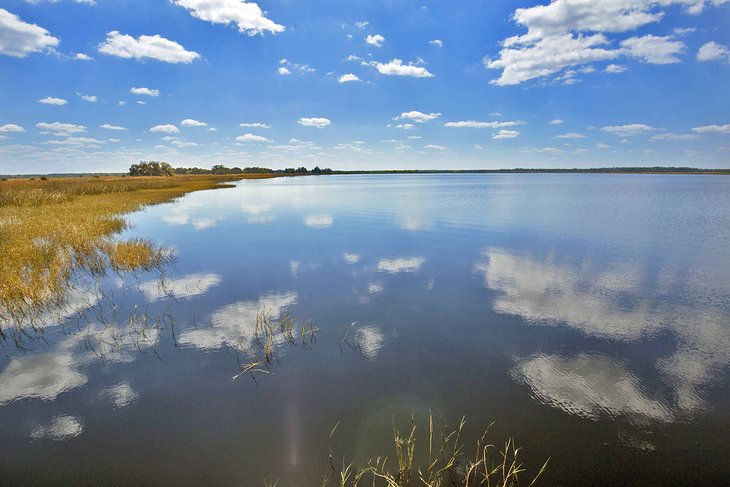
[1,0,729,174]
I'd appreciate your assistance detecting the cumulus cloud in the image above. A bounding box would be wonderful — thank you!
[73,52,93,61]
[395,123,414,130]
[365,34,385,47]
[621,35,685,64]
[604,63,627,73]
[149,124,179,134]
[240,122,270,128]
[697,41,730,62]
[38,96,68,106]
[236,133,270,142]
[366,59,434,78]
[36,122,86,136]
[130,86,159,96]
[691,124,730,134]
[0,123,24,133]
[493,129,520,139]
[601,124,657,136]
[181,118,207,127]
[550,119,563,125]
[0,8,59,58]
[396,111,441,123]
[0,353,87,405]
[31,415,84,441]
[430,39,443,47]
[139,273,222,301]
[278,66,291,75]
[77,93,97,102]
[425,144,447,150]
[338,73,361,83]
[445,120,521,128]
[298,117,331,128]
[484,0,721,85]
[98,31,200,63]
[171,0,284,36]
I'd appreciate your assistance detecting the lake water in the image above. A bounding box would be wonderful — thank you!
[2,174,730,485]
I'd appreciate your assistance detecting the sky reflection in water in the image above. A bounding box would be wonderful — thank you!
[1,174,729,484]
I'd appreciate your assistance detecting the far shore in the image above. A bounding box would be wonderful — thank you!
[1,166,729,179]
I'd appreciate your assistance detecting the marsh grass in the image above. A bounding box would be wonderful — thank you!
[323,415,548,487]
[232,307,318,383]
[0,174,272,344]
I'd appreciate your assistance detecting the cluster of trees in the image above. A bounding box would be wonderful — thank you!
[283,166,332,175]
[129,161,334,176]
[128,161,176,176]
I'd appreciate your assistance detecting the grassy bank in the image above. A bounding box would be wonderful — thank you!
[0,174,272,340]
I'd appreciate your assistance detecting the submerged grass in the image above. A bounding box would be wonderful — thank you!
[0,174,273,342]
[323,414,548,487]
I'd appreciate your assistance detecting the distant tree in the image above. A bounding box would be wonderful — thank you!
[296,166,308,174]
[129,161,175,176]
[211,164,230,174]
[284,168,296,174]
[312,166,322,175]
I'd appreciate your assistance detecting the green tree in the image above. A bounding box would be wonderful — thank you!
[129,161,176,176]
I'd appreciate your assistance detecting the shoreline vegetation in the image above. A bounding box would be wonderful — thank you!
[0,173,271,343]
[2,166,729,179]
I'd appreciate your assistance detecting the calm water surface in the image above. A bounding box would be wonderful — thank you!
[2,174,730,485]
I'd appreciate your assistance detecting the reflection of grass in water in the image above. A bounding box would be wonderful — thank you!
[232,308,318,383]
[0,174,272,343]
[324,414,548,487]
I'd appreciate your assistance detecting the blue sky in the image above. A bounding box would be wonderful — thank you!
[1,0,729,173]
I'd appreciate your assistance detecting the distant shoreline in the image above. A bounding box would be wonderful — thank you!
[1,167,729,178]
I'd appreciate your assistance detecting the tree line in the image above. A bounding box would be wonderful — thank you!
[128,161,332,176]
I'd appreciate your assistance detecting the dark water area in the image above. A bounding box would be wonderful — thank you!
[2,174,730,485]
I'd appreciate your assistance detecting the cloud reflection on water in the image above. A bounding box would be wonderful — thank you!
[476,248,730,418]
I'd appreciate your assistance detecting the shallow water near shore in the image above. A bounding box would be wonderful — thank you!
[2,173,730,485]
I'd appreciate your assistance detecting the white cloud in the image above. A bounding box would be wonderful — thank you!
[98,31,200,63]
[691,124,730,134]
[367,59,434,78]
[181,118,207,127]
[596,142,611,149]
[493,129,520,139]
[38,96,68,106]
[77,93,97,102]
[31,415,84,441]
[550,119,563,125]
[343,253,361,264]
[36,122,86,136]
[425,144,447,150]
[396,111,441,123]
[278,66,291,75]
[0,8,59,58]
[298,117,331,128]
[100,124,126,131]
[697,41,730,62]
[651,133,699,140]
[604,63,627,73]
[355,21,369,29]
[240,122,270,128]
[445,120,520,128]
[430,39,443,47]
[149,124,179,134]
[338,73,361,83]
[621,35,685,64]
[100,382,138,409]
[483,0,721,85]
[395,123,414,130]
[601,124,657,136]
[0,123,24,133]
[555,132,586,139]
[130,86,159,96]
[365,34,385,47]
[73,52,93,61]
[171,0,285,36]
[236,133,270,142]
[45,137,106,147]
[377,257,425,274]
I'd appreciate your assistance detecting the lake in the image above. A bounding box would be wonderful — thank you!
[2,173,730,485]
